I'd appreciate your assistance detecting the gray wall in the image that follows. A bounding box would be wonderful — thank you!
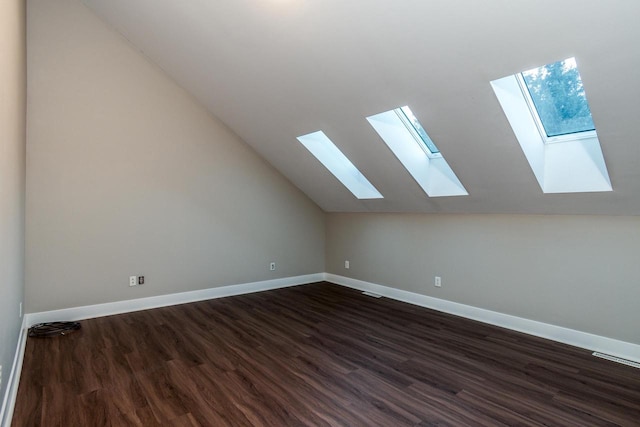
[0,0,26,413]
[25,0,325,313]
[326,213,640,345]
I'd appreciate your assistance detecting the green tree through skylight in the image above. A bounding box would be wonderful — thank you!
[521,58,595,137]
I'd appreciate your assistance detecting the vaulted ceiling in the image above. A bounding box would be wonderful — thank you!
[82,0,640,214]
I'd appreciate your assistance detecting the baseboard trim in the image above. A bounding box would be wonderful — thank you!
[4,273,322,427]
[325,273,640,364]
[26,273,324,326]
[13,270,639,427]
[1,316,28,427]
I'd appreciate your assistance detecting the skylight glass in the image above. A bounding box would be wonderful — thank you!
[397,106,440,154]
[521,57,595,138]
[297,131,383,199]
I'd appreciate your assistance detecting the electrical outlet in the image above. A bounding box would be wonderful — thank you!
[435,276,442,287]
[19,302,22,318]
[345,260,350,269]
[129,276,137,287]
[0,364,3,389]
[269,262,276,271]
[138,276,145,285]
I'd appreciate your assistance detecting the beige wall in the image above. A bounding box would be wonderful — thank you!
[326,213,640,345]
[24,0,638,355]
[0,0,26,412]
[25,0,325,313]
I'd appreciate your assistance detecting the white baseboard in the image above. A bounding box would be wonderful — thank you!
[26,273,324,326]
[325,273,640,364]
[1,316,28,427]
[8,271,638,427]
[2,273,323,427]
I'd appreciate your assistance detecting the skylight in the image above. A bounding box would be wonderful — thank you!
[367,106,467,197]
[491,58,611,194]
[297,131,383,199]
[520,57,595,139]
[397,106,440,154]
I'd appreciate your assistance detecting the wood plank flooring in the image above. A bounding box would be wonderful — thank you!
[12,282,640,426]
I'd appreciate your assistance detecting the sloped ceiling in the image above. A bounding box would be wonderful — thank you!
[81,0,640,214]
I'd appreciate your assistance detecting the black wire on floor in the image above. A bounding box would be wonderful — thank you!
[28,321,81,338]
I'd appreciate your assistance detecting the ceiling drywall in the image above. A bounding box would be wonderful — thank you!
[81,0,640,214]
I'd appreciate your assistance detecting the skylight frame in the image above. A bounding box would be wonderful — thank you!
[296,130,383,200]
[490,63,612,194]
[516,61,597,145]
[367,106,468,198]
[395,106,442,158]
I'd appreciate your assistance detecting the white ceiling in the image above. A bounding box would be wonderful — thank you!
[82,0,640,214]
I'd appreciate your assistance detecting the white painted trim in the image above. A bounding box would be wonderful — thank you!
[325,273,640,364]
[3,273,322,426]
[1,316,28,427]
[9,270,639,427]
[26,273,324,326]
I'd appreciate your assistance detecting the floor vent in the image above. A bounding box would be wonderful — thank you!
[362,291,382,298]
[592,352,640,369]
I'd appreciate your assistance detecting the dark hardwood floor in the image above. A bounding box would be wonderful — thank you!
[12,282,640,426]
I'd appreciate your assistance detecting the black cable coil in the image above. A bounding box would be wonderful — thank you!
[28,321,81,338]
